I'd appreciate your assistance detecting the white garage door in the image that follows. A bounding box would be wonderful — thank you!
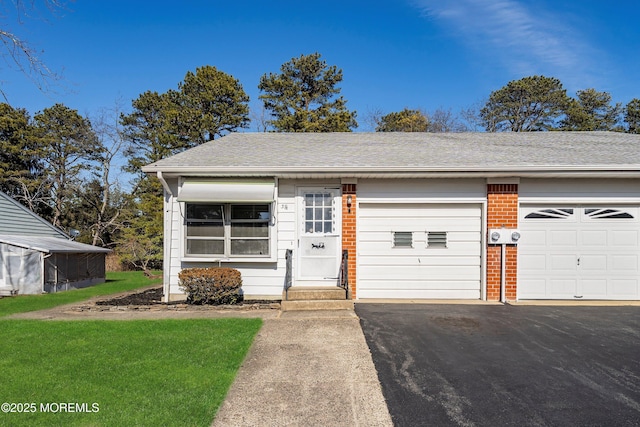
[519,206,640,300]
[358,203,482,299]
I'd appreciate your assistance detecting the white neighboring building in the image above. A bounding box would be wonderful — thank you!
[0,191,110,295]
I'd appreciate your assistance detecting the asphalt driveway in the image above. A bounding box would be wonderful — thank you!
[356,304,640,427]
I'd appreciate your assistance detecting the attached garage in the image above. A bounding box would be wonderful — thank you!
[357,203,483,299]
[143,131,640,302]
[518,205,640,300]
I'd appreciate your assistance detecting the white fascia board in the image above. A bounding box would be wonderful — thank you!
[487,178,520,184]
[147,167,640,180]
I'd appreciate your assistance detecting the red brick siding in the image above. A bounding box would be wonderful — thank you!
[342,184,357,299]
[486,184,518,301]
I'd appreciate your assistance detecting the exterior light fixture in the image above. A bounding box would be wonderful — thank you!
[346,195,353,213]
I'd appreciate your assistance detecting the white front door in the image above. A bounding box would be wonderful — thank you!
[296,188,342,286]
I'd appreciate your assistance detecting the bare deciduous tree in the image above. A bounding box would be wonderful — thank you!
[428,107,468,133]
[8,175,51,213]
[250,102,271,132]
[87,100,129,246]
[0,0,68,99]
[362,107,384,132]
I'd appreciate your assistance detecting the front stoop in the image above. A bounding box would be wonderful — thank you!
[281,286,353,311]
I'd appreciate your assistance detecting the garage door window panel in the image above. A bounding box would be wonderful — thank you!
[584,208,634,220]
[524,208,574,219]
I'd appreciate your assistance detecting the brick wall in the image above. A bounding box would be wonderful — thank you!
[486,184,518,301]
[341,184,357,299]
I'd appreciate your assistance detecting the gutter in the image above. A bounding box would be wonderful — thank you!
[156,171,173,303]
[143,171,640,180]
[142,165,640,179]
[142,164,640,172]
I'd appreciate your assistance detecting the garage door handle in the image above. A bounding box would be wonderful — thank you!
[577,257,580,266]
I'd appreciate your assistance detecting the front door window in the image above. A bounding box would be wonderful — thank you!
[304,192,335,234]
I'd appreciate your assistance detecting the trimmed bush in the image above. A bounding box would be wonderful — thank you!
[178,268,243,305]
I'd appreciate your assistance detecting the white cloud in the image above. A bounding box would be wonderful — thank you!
[411,0,603,89]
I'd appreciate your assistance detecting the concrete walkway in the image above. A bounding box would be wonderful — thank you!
[212,310,393,427]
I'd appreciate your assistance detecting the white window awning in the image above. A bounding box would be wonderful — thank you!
[177,179,275,203]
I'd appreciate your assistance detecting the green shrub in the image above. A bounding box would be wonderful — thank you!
[178,267,243,305]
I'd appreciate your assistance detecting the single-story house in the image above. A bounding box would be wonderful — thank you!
[0,191,110,295]
[142,131,640,302]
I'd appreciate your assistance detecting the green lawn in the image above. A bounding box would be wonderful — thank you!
[0,318,262,426]
[0,271,161,318]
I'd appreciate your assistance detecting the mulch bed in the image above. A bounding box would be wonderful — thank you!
[93,287,280,310]
[96,287,164,306]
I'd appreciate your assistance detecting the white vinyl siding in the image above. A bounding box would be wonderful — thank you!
[519,179,640,201]
[358,203,482,299]
[165,179,326,300]
[357,178,486,201]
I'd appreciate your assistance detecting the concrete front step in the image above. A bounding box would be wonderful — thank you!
[281,299,355,311]
[284,286,347,301]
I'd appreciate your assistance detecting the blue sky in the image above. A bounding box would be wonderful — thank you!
[2,0,639,131]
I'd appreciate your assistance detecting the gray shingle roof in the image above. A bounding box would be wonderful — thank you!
[142,132,640,176]
[0,191,69,238]
[0,235,111,254]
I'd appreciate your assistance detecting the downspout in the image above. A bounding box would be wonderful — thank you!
[500,243,506,303]
[157,171,173,303]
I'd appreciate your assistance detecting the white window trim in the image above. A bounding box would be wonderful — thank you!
[180,201,278,263]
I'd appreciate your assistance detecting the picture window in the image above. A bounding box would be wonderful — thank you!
[185,203,271,257]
